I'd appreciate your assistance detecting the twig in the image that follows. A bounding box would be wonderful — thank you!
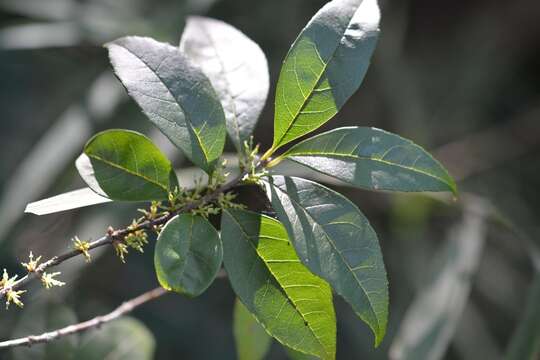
[0,170,248,299]
[0,286,168,349]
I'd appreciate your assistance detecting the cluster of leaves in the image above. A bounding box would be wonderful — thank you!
[11,0,457,358]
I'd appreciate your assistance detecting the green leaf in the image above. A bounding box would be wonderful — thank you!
[180,16,269,151]
[105,36,226,172]
[75,317,155,360]
[286,347,319,360]
[154,214,222,297]
[221,209,336,360]
[281,127,457,194]
[271,0,380,151]
[75,129,176,201]
[233,298,273,360]
[263,176,388,347]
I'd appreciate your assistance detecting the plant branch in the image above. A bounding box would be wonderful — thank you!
[0,286,168,349]
[0,170,249,299]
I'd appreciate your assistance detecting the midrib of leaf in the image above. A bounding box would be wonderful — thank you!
[269,182,382,339]
[176,216,194,283]
[274,13,356,149]
[198,22,242,145]
[87,153,167,192]
[224,211,331,358]
[120,44,211,163]
[191,125,210,162]
[288,151,454,189]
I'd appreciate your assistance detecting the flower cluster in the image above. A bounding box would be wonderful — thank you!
[73,236,92,262]
[0,269,25,309]
[240,137,266,183]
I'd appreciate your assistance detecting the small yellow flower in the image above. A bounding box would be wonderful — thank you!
[114,242,129,263]
[21,251,42,273]
[5,289,26,309]
[125,230,148,253]
[0,268,8,289]
[41,272,65,289]
[1,269,17,290]
[1,269,26,309]
[72,236,91,262]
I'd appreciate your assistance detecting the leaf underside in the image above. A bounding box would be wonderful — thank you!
[221,209,336,360]
[105,36,226,172]
[180,16,269,150]
[272,0,380,150]
[264,175,388,347]
[283,126,457,194]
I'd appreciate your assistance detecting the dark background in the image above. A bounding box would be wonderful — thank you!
[0,0,539,359]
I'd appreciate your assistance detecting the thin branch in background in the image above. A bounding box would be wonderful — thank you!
[0,287,168,349]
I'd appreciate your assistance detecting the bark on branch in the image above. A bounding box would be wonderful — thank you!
[0,286,168,349]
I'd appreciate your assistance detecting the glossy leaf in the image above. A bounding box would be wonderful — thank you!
[221,209,336,360]
[105,36,226,172]
[76,129,176,201]
[271,0,380,150]
[154,214,222,297]
[282,127,457,194]
[233,298,272,360]
[180,16,269,150]
[263,176,388,346]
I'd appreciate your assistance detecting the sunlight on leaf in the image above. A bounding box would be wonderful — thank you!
[264,175,388,347]
[271,0,380,151]
[233,298,272,360]
[222,209,336,359]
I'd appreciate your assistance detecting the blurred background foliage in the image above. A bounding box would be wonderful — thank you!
[0,0,539,359]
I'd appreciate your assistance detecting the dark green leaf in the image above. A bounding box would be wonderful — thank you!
[263,176,388,347]
[154,214,222,297]
[180,16,269,151]
[282,127,457,194]
[233,298,272,360]
[105,36,226,172]
[221,209,336,360]
[271,0,380,150]
[76,129,176,201]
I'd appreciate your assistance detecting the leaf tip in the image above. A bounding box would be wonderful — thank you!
[373,330,385,348]
[23,203,36,215]
[445,176,459,197]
